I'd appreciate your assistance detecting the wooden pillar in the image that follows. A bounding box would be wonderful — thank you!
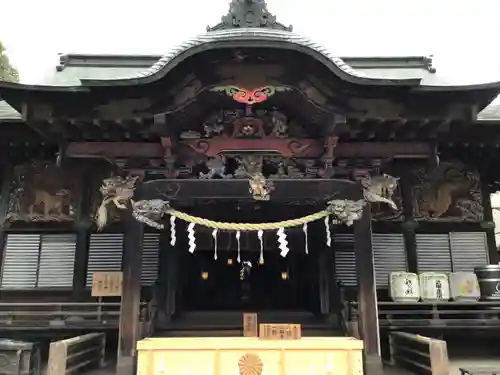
[480,178,498,264]
[73,169,93,299]
[354,205,383,375]
[0,164,11,293]
[401,221,418,273]
[156,227,180,325]
[72,225,90,299]
[117,216,144,375]
[318,248,331,316]
[399,164,419,272]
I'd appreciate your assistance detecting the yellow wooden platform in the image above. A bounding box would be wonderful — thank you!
[137,337,364,375]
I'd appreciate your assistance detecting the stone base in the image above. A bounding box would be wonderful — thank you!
[364,353,384,375]
[116,355,136,375]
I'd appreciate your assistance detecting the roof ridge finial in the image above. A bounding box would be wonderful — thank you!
[207,0,293,32]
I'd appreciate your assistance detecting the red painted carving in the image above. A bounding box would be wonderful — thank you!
[183,138,322,158]
[210,85,290,104]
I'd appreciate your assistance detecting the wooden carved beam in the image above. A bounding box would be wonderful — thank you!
[65,142,432,159]
[135,178,362,202]
[182,138,321,157]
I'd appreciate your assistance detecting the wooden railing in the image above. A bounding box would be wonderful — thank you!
[348,301,500,329]
[47,333,106,375]
[0,302,151,330]
[388,331,449,375]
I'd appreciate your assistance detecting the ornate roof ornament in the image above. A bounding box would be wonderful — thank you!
[207,0,293,32]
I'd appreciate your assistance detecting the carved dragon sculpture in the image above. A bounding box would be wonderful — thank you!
[95,176,139,230]
[235,155,275,201]
[361,174,399,210]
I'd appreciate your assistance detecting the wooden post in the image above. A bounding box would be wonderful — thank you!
[72,225,90,299]
[116,216,144,375]
[480,176,498,264]
[354,205,383,375]
[156,228,180,325]
[402,221,418,273]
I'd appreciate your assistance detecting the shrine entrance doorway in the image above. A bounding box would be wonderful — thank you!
[154,202,345,337]
[180,248,315,312]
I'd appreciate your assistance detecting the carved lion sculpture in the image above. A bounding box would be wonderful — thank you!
[327,199,366,226]
[132,199,170,229]
[249,173,274,201]
[362,174,399,210]
[28,188,69,217]
[95,176,139,230]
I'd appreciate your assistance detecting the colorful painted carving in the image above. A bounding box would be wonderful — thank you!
[210,85,290,104]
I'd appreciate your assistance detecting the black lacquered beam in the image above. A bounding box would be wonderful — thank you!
[135,178,362,202]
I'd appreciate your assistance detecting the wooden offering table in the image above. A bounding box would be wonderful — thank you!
[136,337,364,375]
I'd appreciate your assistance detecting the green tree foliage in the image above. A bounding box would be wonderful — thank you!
[0,41,19,82]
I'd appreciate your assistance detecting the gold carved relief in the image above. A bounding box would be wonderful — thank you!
[5,162,80,223]
[412,161,483,221]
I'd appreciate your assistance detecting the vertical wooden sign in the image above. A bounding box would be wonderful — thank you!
[91,271,123,297]
[243,313,258,337]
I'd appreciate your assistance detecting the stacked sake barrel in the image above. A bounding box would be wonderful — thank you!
[389,271,481,302]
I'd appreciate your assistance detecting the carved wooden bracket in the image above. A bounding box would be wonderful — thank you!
[160,137,177,178]
[320,136,339,178]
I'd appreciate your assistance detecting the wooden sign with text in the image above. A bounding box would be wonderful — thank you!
[259,324,301,340]
[243,313,258,337]
[91,271,123,297]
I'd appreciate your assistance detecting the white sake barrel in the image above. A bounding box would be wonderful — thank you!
[419,272,450,302]
[389,272,420,302]
[449,272,480,301]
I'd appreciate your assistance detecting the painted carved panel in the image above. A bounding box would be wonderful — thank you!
[412,161,483,221]
[5,162,81,223]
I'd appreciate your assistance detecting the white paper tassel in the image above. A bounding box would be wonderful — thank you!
[170,215,176,246]
[324,216,331,247]
[212,229,218,260]
[277,228,289,258]
[187,222,196,253]
[303,223,309,254]
[258,230,264,264]
[236,230,241,263]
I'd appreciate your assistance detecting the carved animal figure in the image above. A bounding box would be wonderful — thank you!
[132,199,170,229]
[28,189,69,216]
[362,174,399,210]
[95,176,139,230]
[419,167,471,219]
[270,109,288,138]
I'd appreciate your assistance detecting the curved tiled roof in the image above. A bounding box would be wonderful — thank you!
[130,28,367,80]
[82,28,420,87]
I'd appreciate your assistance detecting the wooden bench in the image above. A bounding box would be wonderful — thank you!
[460,368,500,375]
[388,331,449,375]
[47,333,106,375]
